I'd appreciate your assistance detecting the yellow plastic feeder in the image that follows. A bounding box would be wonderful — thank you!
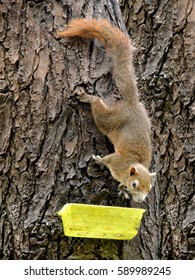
[58,203,145,240]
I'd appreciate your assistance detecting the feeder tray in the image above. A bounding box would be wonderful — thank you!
[58,203,145,240]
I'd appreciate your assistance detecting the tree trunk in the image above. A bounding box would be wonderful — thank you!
[0,0,130,260]
[119,0,195,259]
[1,0,194,260]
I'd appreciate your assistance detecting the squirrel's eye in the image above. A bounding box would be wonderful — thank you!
[131,181,138,188]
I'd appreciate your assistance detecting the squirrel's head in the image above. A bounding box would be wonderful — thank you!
[127,164,156,203]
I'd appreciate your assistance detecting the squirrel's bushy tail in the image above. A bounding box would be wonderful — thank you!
[57,18,139,103]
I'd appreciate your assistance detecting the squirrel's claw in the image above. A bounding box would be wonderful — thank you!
[92,154,103,164]
[74,87,90,103]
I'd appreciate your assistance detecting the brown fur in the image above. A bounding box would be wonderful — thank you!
[57,18,155,203]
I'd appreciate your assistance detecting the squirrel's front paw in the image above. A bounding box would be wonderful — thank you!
[118,184,130,199]
[92,154,103,164]
[74,87,90,103]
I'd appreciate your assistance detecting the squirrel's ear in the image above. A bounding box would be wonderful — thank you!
[129,166,138,176]
[150,172,156,177]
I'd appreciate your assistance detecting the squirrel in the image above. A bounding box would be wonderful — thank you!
[57,18,156,203]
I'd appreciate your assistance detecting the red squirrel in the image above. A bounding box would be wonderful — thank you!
[57,18,156,203]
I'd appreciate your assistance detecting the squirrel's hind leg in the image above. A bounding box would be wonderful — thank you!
[74,87,93,103]
[75,87,111,136]
[75,87,108,110]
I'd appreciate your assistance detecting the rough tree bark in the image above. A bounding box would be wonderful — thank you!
[1,0,194,260]
[120,0,195,259]
[0,0,131,260]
